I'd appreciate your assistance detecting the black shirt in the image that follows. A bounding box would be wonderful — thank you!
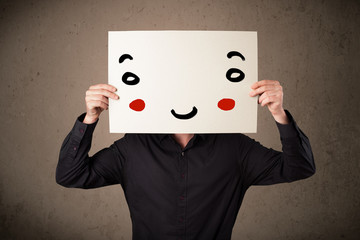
[56,110,315,240]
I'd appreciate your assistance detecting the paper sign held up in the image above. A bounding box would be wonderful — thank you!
[108,31,258,133]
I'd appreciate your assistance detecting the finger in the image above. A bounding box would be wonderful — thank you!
[259,92,283,107]
[251,80,280,89]
[89,84,117,92]
[249,85,274,97]
[249,84,281,97]
[258,90,282,103]
[86,89,119,100]
[260,97,282,109]
[85,94,109,105]
[87,100,109,110]
[259,95,277,107]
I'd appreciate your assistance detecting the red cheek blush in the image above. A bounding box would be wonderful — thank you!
[218,98,235,111]
[129,99,145,111]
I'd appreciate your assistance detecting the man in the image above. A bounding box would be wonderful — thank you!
[56,80,315,240]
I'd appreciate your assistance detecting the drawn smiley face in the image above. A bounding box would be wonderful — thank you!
[118,50,246,120]
[109,31,257,133]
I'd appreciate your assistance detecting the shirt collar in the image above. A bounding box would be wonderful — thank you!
[158,134,207,143]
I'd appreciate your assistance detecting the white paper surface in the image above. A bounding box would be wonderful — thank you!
[108,31,257,133]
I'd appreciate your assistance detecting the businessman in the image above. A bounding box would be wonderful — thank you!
[56,80,315,240]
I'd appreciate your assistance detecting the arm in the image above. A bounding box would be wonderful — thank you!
[243,80,315,186]
[56,84,123,189]
[240,110,315,186]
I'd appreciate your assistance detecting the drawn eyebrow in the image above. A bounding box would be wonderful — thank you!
[227,51,245,61]
[119,54,133,64]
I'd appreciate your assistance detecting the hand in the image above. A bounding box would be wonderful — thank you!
[83,84,119,124]
[249,80,289,124]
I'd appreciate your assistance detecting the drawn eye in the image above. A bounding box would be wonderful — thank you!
[226,68,245,82]
[122,72,140,85]
[119,54,140,86]
[226,51,245,82]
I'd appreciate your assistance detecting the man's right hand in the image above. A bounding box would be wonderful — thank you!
[83,84,119,124]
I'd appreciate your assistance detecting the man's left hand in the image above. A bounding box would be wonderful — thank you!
[249,80,289,124]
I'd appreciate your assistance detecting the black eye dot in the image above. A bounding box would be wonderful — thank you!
[122,72,140,85]
[226,68,245,82]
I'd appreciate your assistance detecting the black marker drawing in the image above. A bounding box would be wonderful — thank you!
[122,72,140,85]
[119,54,140,85]
[119,54,133,63]
[227,51,245,61]
[226,68,245,82]
[171,107,198,120]
[226,51,245,82]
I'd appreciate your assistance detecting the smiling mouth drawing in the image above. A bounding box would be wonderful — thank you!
[171,106,198,120]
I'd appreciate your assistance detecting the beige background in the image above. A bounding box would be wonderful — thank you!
[0,0,359,239]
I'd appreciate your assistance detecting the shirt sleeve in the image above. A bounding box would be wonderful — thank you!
[56,113,126,189]
[241,110,316,187]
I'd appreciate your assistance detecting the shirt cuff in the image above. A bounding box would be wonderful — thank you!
[72,113,98,139]
[275,110,299,139]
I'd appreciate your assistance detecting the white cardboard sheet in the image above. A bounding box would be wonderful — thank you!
[108,31,257,133]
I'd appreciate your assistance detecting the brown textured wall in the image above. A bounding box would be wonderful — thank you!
[0,0,359,239]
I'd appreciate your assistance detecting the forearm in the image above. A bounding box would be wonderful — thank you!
[244,110,315,186]
[247,81,315,185]
[276,110,316,181]
[56,113,124,189]
[56,113,98,188]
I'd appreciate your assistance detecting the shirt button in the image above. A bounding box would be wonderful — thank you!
[73,147,77,151]
[181,152,184,156]
[79,128,84,133]
[180,196,185,200]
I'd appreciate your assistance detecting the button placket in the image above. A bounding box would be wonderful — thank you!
[177,149,187,236]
